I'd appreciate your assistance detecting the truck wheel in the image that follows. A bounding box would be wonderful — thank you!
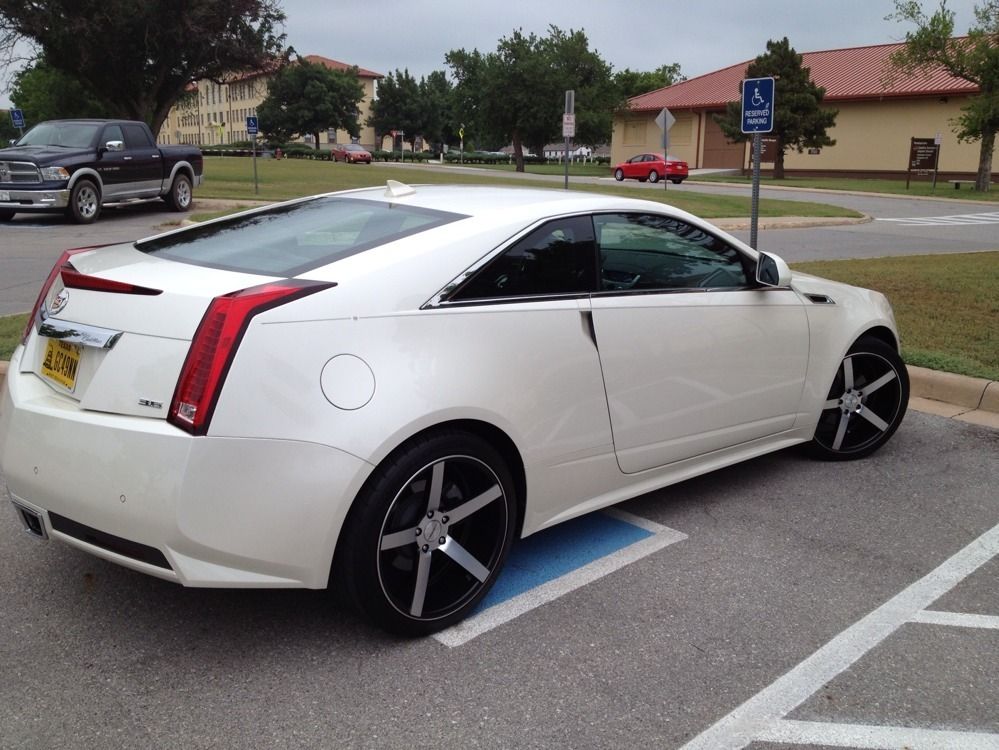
[164,173,193,212]
[0,210,15,222]
[66,180,101,224]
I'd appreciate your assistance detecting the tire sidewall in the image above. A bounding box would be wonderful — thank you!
[68,180,101,224]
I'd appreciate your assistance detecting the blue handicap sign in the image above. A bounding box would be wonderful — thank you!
[11,108,25,129]
[246,116,258,135]
[741,77,775,134]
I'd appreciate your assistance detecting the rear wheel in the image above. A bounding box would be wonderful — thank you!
[648,169,660,183]
[164,173,192,212]
[808,336,908,460]
[336,430,518,636]
[614,168,624,181]
[66,180,101,224]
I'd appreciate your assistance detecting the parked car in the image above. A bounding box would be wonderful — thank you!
[329,143,372,164]
[0,119,203,223]
[0,183,908,635]
[613,153,689,184]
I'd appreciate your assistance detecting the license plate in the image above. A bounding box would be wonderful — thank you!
[0,191,9,201]
[41,339,82,392]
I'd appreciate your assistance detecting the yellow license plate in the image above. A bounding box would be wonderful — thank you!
[41,339,82,392]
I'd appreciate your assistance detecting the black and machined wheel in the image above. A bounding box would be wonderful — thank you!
[808,336,909,460]
[164,173,193,212]
[614,168,624,181]
[66,179,101,224]
[648,169,660,183]
[336,430,518,636]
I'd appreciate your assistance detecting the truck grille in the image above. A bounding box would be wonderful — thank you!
[0,161,42,184]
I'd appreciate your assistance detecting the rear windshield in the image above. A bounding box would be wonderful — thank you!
[135,196,466,276]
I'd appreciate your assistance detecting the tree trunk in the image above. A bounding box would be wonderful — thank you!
[313,130,321,154]
[773,136,785,179]
[976,129,994,192]
[512,130,525,173]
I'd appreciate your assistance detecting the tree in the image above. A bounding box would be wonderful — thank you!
[890,0,999,191]
[614,63,686,99]
[10,57,111,123]
[447,26,617,171]
[715,37,838,179]
[257,58,365,147]
[418,70,455,151]
[366,69,422,150]
[0,0,287,135]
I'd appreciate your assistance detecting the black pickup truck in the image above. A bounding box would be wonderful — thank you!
[0,119,203,224]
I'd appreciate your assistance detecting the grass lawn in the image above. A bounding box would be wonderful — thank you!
[696,173,999,202]
[456,162,610,177]
[792,252,999,380]
[197,156,860,219]
[3,253,996,380]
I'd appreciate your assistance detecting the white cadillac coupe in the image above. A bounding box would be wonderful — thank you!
[0,183,908,634]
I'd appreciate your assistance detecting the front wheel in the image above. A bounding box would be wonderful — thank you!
[648,169,660,183]
[807,337,908,460]
[614,168,624,181]
[66,180,101,224]
[164,173,193,212]
[335,430,518,635]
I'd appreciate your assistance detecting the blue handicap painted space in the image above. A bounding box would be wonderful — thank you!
[476,512,654,612]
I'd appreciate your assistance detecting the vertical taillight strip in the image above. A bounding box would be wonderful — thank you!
[168,279,335,436]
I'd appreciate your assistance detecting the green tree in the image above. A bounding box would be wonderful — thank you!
[614,63,686,99]
[418,70,455,151]
[715,37,838,179]
[257,57,365,148]
[0,0,287,135]
[366,69,422,150]
[10,56,111,123]
[890,0,999,191]
[447,26,617,171]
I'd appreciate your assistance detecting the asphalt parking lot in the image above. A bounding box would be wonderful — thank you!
[2,410,996,749]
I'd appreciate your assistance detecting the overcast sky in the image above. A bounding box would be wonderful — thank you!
[0,0,983,109]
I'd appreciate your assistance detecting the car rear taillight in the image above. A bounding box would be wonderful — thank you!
[21,245,107,345]
[60,268,163,296]
[168,279,335,436]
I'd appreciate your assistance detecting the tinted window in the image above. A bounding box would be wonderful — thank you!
[17,122,100,149]
[136,197,465,276]
[122,123,154,148]
[595,213,749,291]
[453,215,596,300]
[102,125,124,144]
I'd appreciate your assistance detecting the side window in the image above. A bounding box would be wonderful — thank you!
[452,216,597,301]
[122,124,154,149]
[102,125,125,146]
[595,213,749,291]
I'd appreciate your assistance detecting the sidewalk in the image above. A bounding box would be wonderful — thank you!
[0,360,995,429]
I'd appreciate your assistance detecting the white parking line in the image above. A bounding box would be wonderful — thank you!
[911,610,999,630]
[434,509,686,648]
[876,211,999,227]
[757,719,999,749]
[679,520,999,750]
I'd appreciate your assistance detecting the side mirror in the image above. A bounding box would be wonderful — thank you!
[756,251,792,287]
[104,140,125,152]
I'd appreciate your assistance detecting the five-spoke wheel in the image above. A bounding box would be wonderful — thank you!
[809,336,909,460]
[336,431,516,635]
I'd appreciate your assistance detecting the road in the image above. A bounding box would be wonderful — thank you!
[1,410,996,748]
[1,170,998,315]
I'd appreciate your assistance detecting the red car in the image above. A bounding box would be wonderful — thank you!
[613,153,688,184]
[330,143,372,164]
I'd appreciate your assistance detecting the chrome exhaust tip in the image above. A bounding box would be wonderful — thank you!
[11,501,48,539]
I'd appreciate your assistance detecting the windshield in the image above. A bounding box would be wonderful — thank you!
[135,196,466,276]
[17,122,100,149]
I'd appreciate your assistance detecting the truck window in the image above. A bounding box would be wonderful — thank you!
[102,125,125,146]
[122,123,154,149]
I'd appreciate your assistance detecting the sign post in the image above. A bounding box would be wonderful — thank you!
[655,107,676,191]
[10,108,25,138]
[246,116,259,194]
[459,123,464,165]
[563,90,575,190]
[741,77,775,249]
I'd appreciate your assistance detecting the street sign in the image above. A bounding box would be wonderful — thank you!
[654,108,675,132]
[10,109,25,129]
[562,113,576,138]
[741,77,775,134]
[246,116,258,135]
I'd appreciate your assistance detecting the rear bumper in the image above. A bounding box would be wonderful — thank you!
[0,187,70,211]
[0,351,373,588]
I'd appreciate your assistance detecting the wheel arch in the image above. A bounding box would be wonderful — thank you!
[855,325,899,352]
[67,168,103,194]
[167,161,195,186]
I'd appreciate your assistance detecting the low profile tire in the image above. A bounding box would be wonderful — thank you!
[66,179,101,224]
[336,430,518,636]
[164,173,193,212]
[648,169,660,183]
[614,168,624,181]
[807,336,909,461]
[0,209,14,222]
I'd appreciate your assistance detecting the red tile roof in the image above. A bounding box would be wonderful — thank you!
[628,40,978,112]
[304,54,383,79]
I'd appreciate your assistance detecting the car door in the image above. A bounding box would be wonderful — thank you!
[588,212,810,473]
[120,123,164,197]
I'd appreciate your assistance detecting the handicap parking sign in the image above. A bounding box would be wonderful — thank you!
[741,77,775,134]
[246,116,258,135]
[10,109,25,129]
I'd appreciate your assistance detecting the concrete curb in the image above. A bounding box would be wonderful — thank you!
[0,359,995,428]
[683,179,999,207]
[711,215,872,231]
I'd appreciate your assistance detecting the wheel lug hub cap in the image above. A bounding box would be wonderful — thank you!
[419,517,448,551]
[841,389,863,413]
